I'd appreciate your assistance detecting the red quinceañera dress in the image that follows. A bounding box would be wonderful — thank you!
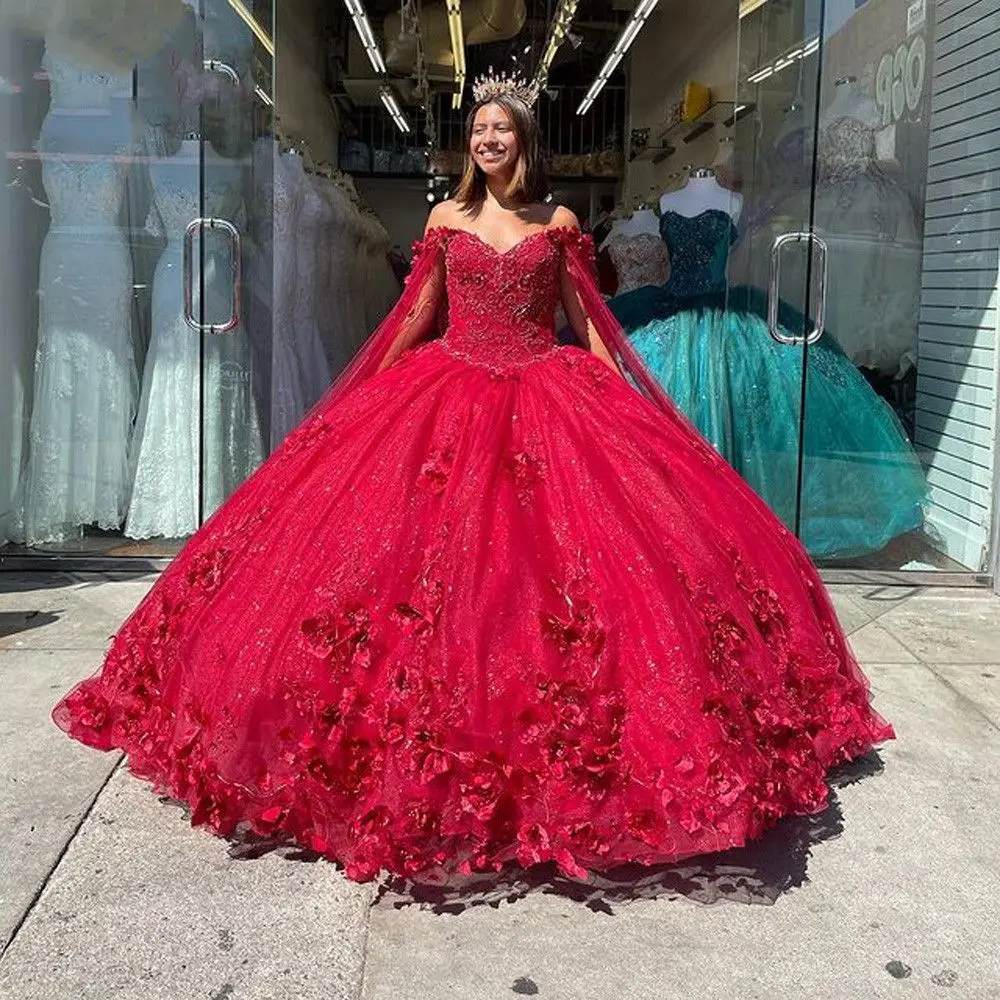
[54,226,893,882]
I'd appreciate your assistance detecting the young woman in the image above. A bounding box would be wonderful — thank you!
[54,75,892,884]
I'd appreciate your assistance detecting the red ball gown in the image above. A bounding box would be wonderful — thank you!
[54,225,892,883]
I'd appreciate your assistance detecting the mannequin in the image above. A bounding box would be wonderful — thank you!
[125,135,263,539]
[659,168,743,223]
[600,206,660,249]
[12,48,139,544]
[600,205,670,295]
[712,135,742,192]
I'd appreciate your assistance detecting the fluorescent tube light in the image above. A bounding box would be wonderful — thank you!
[227,0,274,56]
[380,86,411,134]
[533,0,581,92]
[577,0,660,115]
[745,35,821,85]
[446,1,466,108]
[342,0,387,75]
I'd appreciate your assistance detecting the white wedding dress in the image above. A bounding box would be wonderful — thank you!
[124,136,263,539]
[315,176,366,374]
[270,150,332,445]
[0,39,43,543]
[312,175,398,376]
[10,52,139,544]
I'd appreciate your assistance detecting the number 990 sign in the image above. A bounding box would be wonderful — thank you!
[875,33,926,127]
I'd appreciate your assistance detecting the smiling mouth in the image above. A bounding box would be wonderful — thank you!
[479,151,505,161]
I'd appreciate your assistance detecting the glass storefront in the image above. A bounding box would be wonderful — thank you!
[727,0,998,575]
[0,0,997,580]
[0,0,275,558]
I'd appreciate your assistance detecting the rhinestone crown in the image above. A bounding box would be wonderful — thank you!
[471,67,538,106]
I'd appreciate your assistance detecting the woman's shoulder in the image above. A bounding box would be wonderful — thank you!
[546,204,580,231]
[425,199,463,232]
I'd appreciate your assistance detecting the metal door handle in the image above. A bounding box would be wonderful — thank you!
[183,217,243,333]
[767,230,828,346]
[203,59,241,87]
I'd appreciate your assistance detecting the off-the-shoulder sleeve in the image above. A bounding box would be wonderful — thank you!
[298,226,448,409]
[557,225,697,416]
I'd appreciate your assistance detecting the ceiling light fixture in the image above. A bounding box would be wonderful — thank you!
[533,0,581,94]
[380,86,411,134]
[446,1,466,109]
[342,0,387,75]
[577,0,659,115]
[227,0,274,56]
[745,35,820,87]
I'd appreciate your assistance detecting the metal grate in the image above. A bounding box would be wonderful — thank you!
[342,84,625,177]
[341,104,435,175]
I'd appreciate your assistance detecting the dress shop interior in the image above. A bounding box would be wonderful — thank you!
[0,0,998,585]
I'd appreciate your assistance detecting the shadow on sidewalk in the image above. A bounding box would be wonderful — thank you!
[220,751,885,915]
[0,609,63,639]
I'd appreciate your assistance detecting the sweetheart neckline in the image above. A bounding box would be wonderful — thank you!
[424,225,575,258]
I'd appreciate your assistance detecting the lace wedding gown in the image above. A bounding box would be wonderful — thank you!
[11,54,138,544]
[124,138,263,539]
[268,149,333,447]
[55,225,891,883]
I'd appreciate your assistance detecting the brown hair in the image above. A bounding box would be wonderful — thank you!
[453,93,549,210]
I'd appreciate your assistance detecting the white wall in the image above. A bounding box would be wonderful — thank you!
[914,0,1000,571]
[625,0,740,201]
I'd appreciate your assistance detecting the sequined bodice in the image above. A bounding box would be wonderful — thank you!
[605,232,670,294]
[441,228,563,368]
[660,210,736,300]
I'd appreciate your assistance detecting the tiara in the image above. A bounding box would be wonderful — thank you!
[471,67,539,106]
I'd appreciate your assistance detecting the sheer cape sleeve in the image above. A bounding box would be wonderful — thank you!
[559,227,687,417]
[558,226,839,528]
[558,227,772,484]
[305,228,447,413]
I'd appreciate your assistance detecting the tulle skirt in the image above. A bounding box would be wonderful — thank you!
[623,298,927,558]
[54,340,892,882]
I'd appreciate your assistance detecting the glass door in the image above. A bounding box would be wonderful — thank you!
[727,0,827,554]
[797,0,930,571]
[186,0,274,536]
[730,0,949,573]
[796,0,975,575]
[0,0,274,561]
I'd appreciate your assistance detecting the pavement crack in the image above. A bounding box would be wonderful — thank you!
[923,664,1000,734]
[0,755,124,961]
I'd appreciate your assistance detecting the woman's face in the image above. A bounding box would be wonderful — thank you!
[470,102,520,179]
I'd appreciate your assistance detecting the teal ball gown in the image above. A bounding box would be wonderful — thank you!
[609,210,927,559]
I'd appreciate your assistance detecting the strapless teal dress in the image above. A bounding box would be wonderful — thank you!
[609,210,927,559]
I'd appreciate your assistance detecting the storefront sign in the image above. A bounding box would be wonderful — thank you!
[875,31,926,126]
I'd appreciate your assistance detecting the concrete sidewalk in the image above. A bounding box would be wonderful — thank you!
[1,572,998,1000]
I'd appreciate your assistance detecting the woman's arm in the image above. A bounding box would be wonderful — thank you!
[374,206,449,373]
[553,207,624,377]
